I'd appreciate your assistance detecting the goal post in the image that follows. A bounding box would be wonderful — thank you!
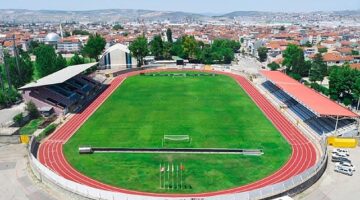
[162,135,191,147]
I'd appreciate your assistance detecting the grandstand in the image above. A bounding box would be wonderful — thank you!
[261,71,359,136]
[19,63,104,115]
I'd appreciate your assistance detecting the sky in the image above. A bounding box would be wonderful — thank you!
[0,0,359,13]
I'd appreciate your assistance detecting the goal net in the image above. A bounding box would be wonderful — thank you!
[162,135,191,146]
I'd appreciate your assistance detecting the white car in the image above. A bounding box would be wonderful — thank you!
[333,149,349,155]
[332,151,349,157]
[336,162,356,172]
[335,166,353,176]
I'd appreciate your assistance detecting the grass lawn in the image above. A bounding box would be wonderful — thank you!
[63,72,291,193]
[20,118,43,135]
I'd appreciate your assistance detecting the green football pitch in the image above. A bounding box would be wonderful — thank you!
[63,72,291,193]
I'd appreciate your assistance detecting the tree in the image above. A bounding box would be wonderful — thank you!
[113,24,124,30]
[26,101,40,119]
[69,53,85,65]
[72,29,90,35]
[13,113,23,125]
[309,53,327,83]
[163,42,172,60]
[149,35,164,60]
[240,38,244,44]
[182,35,199,60]
[63,31,71,37]
[82,34,106,61]
[268,62,280,71]
[28,40,40,53]
[199,45,213,64]
[352,50,359,56]
[283,44,308,77]
[0,66,4,92]
[129,36,149,67]
[166,28,173,43]
[318,47,328,54]
[257,47,268,62]
[208,39,238,64]
[212,39,240,53]
[328,67,341,100]
[353,76,360,109]
[0,91,6,107]
[0,86,20,107]
[4,51,33,88]
[55,53,67,70]
[279,26,286,31]
[170,38,186,59]
[304,41,312,47]
[328,64,356,101]
[34,45,57,78]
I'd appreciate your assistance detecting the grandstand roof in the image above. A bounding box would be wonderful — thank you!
[261,70,358,118]
[19,62,97,90]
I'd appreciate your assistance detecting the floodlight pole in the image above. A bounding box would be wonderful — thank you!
[12,34,21,76]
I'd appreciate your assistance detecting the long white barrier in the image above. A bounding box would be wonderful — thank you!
[28,68,328,200]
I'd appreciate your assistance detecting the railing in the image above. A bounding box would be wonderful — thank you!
[28,136,327,200]
[28,68,329,200]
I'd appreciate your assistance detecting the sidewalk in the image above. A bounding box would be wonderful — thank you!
[0,143,82,200]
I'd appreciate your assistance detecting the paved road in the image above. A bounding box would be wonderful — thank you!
[0,103,25,127]
[0,143,81,200]
[296,147,360,200]
[233,54,263,74]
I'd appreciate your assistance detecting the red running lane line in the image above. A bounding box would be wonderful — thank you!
[38,69,317,198]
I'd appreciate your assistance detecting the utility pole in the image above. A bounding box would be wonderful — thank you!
[4,61,12,90]
[0,47,5,92]
[12,34,21,78]
[0,69,4,92]
[1,48,11,90]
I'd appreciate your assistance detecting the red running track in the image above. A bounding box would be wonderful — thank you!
[38,69,317,198]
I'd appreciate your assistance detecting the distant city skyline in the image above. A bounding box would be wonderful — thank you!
[1,0,359,13]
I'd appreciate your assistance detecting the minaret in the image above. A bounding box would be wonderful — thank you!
[59,23,64,39]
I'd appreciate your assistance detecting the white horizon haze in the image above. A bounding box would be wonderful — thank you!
[0,0,359,13]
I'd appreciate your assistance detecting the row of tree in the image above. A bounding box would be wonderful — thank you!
[329,65,360,106]
[129,29,240,66]
[273,43,360,106]
[0,34,106,108]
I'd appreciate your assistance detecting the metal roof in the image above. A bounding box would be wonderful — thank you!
[103,43,130,55]
[19,62,98,90]
[261,70,358,118]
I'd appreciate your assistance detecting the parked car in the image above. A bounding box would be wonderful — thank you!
[333,149,349,155]
[336,162,356,172]
[332,156,351,163]
[335,166,353,176]
[332,152,349,158]
[332,149,349,156]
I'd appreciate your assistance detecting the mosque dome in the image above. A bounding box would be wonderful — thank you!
[45,32,60,43]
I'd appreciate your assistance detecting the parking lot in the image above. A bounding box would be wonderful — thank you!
[296,147,360,200]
